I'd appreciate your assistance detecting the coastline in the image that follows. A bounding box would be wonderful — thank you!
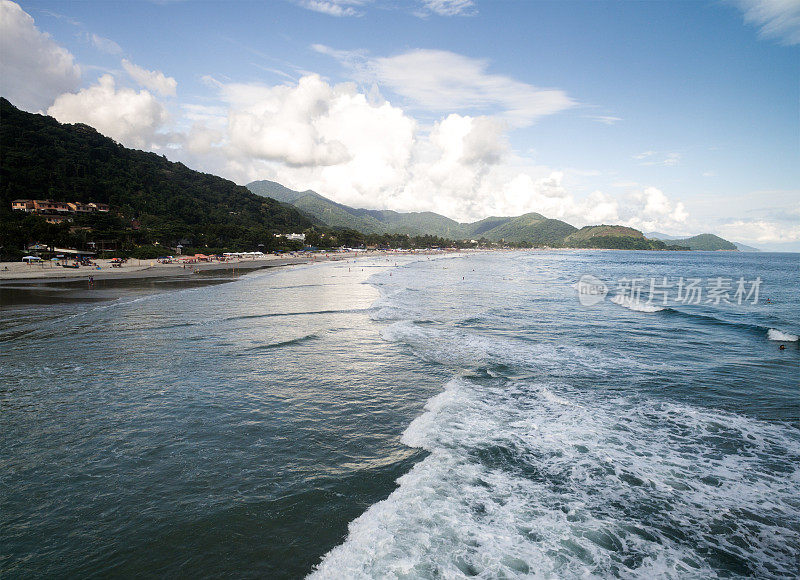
[0,250,439,283]
[0,250,466,308]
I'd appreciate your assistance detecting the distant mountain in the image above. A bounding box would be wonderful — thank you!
[247,180,389,234]
[566,225,645,243]
[247,179,741,251]
[566,225,682,250]
[645,231,683,241]
[669,234,737,251]
[647,231,742,251]
[477,212,577,245]
[247,181,576,245]
[734,242,761,252]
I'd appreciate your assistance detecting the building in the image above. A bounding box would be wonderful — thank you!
[274,232,306,242]
[12,200,34,212]
[11,199,110,216]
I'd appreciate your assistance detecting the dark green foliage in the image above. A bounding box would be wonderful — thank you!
[571,235,688,250]
[478,213,577,245]
[0,98,313,257]
[669,234,737,251]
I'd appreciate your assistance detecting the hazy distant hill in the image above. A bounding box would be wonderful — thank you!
[648,231,743,251]
[247,181,576,245]
[247,180,389,234]
[670,234,737,251]
[247,179,740,250]
[644,231,682,241]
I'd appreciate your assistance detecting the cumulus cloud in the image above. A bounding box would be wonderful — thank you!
[369,49,575,126]
[47,75,168,148]
[0,0,81,110]
[732,0,800,45]
[718,218,800,243]
[623,186,689,232]
[224,75,355,167]
[122,59,177,97]
[171,74,686,229]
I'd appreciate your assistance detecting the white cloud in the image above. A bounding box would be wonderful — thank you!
[170,74,690,230]
[623,186,689,232]
[369,50,575,126]
[223,75,356,167]
[48,74,168,148]
[297,0,366,17]
[590,115,622,125]
[0,0,81,110]
[718,218,800,243]
[634,151,681,167]
[122,59,177,97]
[420,0,475,17]
[88,33,122,54]
[732,0,800,45]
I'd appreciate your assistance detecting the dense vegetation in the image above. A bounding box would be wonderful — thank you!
[571,235,688,250]
[0,98,313,259]
[669,234,737,251]
[248,181,579,244]
[248,181,701,249]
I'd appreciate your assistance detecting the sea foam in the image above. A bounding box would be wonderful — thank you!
[610,293,665,312]
[310,377,800,579]
[767,328,799,341]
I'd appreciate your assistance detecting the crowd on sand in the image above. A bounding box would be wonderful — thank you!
[0,248,459,282]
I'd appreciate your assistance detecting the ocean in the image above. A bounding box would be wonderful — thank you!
[1,250,798,578]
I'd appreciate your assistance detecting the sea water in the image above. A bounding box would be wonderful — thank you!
[1,251,798,578]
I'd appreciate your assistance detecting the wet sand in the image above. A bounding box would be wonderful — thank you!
[0,250,453,307]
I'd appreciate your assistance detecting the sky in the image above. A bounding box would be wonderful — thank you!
[1,0,798,250]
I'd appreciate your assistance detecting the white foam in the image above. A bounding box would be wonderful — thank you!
[610,293,665,312]
[767,328,799,341]
[310,377,800,579]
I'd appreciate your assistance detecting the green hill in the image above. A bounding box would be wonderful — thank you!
[358,209,466,239]
[565,225,645,243]
[464,216,513,237]
[671,234,737,251]
[245,181,738,251]
[247,182,575,244]
[0,98,313,256]
[248,180,389,234]
[478,212,577,245]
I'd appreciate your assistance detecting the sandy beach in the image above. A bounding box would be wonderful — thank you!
[0,251,379,283]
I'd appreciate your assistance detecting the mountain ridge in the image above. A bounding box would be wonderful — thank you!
[247,180,736,250]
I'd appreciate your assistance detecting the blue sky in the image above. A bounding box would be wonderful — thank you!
[2,0,798,249]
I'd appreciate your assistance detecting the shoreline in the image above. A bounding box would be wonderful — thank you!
[0,250,421,284]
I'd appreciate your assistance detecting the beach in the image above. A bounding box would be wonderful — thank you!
[0,252,360,282]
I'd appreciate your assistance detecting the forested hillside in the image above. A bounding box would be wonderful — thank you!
[0,98,313,257]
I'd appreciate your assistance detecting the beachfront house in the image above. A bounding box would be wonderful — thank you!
[11,199,110,216]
